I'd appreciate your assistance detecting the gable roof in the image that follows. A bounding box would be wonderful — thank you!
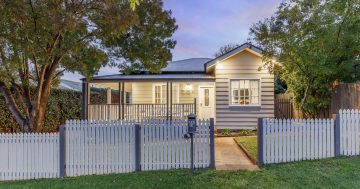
[161,58,211,73]
[204,43,263,71]
[87,43,263,81]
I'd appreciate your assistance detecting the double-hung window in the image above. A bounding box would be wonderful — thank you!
[230,79,260,106]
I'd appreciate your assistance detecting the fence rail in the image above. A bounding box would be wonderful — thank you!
[88,103,196,122]
[88,104,120,120]
[260,118,334,164]
[0,133,59,180]
[141,119,210,170]
[340,109,360,156]
[0,119,213,181]
[65,120,136,177]
[259,109,360,165]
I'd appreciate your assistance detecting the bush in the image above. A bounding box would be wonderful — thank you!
[0,89,82,133]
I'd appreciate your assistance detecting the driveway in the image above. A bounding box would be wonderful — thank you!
[215,137,258,171]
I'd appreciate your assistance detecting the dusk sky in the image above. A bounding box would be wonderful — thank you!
[63,0,281,82]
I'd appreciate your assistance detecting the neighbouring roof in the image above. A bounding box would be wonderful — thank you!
[58,79,82,91]
[92,73,215,81]
[161,58,212,73]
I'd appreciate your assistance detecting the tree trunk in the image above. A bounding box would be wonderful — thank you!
[299,78,314,118]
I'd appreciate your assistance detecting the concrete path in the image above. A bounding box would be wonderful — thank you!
[215,137,258,171]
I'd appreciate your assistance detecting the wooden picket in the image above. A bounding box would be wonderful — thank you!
[65,120,136,176]
[140,119,211,171]
[262,118,335,164]
[339,109,360,156]
[0,132,59,181]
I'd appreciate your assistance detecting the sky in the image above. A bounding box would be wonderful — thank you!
[62,0,281,82]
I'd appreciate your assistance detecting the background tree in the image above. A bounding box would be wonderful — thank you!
[0,0,176,132]
[213,43,239,57]
[112,0,177,74]
[250,0,360,117]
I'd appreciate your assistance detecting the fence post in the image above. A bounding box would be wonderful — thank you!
[209,118,215,169]
[135,123,141,171]
[59,125,66,177]
[257,118,264,167]
[334,114,341,156]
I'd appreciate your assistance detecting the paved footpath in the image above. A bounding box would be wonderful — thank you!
[215,137,259,171]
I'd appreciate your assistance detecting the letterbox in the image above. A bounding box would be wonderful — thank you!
[187,113,197,134]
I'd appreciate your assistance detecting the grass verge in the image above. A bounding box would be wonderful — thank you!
[1,157,360,188]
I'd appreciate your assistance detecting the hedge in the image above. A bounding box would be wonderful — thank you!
[0,89,82,133]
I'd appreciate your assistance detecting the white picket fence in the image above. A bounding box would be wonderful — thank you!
[65,120,136,177]
[340,109,360,156]
[0,133,60,180]
[141,119,210,170]
[262,118,335,164]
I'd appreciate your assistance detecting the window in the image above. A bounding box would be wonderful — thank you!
[153,84,179,104]
[230,79,260,105]
[125,92,132,104]
[204,89,209,106]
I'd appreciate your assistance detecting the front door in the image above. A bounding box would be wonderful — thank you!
[198,86,215,119]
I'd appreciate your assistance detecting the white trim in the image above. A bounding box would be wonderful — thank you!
[228,78,261,106]
[152,83,180,104]
[198,85,215,119]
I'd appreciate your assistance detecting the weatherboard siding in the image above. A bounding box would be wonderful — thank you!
[215,50,275,129]
[131,82,200,104]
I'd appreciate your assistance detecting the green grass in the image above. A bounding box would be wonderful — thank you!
[2,157,360,188]
[235,136,258,159]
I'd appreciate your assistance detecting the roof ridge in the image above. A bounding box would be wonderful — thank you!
[170,57,212,63]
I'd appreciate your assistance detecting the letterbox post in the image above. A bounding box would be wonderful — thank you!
[186,113,197,174]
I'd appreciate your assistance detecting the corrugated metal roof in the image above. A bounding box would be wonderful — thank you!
[58,79,82,91]
[161,58,211,72]
[92,73,214,80]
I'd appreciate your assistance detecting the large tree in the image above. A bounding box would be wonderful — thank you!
[250,0,360,117]
[0,0,177,132]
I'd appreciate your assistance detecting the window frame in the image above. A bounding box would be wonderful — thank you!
[152,84,180,104]
[228,78,261,107]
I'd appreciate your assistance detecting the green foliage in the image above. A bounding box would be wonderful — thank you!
[106,0,177,74]
[0,89,81,133]
[220,129,231,136]
[250,0,360,117]
[213,43,239,57]
[238,129,253,136]
[0,0,176,131]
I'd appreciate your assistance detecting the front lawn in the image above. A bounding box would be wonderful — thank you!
[2,157,360,188]
[235,136,258,160]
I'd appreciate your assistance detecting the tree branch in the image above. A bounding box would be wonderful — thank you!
[0,81,26,130]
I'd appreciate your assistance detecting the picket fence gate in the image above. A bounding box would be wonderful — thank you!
[140,119,211,170]
[0,133,60,180]
[259,109,360,165]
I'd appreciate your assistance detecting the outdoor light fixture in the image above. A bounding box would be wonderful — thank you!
[184,83,193,91]
[183,83,193,94]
